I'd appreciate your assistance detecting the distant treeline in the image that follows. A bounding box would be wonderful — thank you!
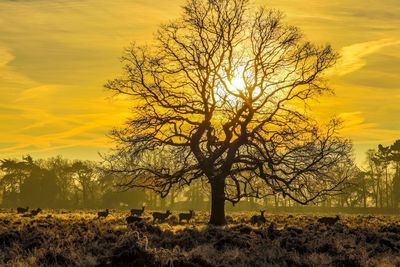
[0,155,208,210]
[1,140,399,211]
[259,140,400,211]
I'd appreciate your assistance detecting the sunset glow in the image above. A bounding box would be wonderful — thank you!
[0,0,399,165]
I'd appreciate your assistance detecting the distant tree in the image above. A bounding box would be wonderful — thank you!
[105,0,352,225]
[377,144,391,207]
[340,169,367,208]
[70,161,98,208]
[184,179,208,210]
[0,156,34,206]
[0,156,62,208]
[390,140,400,208]
[20,167,60,208]
[366,149,384,208]
[46,156,75,207]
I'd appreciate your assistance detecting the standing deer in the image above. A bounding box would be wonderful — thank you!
[17,207,29,214]
[31,208,42,217]
[250,210,266,226]
[152,210,171,223]
[22,208,42,218]
[130,206,145,216]
[97,209,109,219]
[179,210,195,223]
[318,215,340,226]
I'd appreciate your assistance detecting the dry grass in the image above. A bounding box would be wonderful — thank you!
[0,209,400,266]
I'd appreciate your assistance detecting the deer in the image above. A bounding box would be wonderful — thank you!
[126,215,143,224]
[17,206,29,214]
[152,210,171,223]
[318,215,340,226]
[178,210,195,223]
[31,208,42,217]
[250,210,266,226]
[21,208,42,218]
[130,206,145,216]
[97,209,109,219]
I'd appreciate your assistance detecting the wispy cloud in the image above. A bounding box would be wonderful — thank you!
[337,112,400,145]
[0,45,37,87]
[336,39,400,76]
[0,46,13,66]
[0,81,131,158]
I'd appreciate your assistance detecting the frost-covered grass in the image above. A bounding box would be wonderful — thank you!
[0,209,400,266]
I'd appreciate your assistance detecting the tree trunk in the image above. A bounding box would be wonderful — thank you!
[385,166,389,208]
[209,178,226,225]
[377,176,382,208]
[362,174,367,208]
[169,189,175,208]
[393,164,400,208]
[82,184,88,208]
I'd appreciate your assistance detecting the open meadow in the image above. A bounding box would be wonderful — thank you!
[1,210,400,266]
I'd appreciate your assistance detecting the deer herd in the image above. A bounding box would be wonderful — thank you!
[16,206,42,218]
[15,206,341,227]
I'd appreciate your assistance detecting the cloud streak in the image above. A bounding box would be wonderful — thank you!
[336,39,400,76]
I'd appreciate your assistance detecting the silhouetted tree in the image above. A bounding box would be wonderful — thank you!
[390,140,400,208]
[70,161,98,208]
[0,156,35,206]
[46,156,75,207]
[105,0,352,225]
[340,169,367,208]
[0,156,63,208]
[366,149,384,208]
[20,167,60,208]
[377,144,391,207]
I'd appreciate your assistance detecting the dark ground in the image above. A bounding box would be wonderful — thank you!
[0,210,400,266]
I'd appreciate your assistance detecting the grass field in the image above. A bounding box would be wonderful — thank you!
[0,209,400,266]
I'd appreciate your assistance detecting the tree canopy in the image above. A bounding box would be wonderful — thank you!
[105,0,353,225]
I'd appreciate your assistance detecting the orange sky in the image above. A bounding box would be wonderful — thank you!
[0,0,399,166]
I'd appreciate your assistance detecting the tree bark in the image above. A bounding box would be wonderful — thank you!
[209,178,226,225]
[385,166,389,208]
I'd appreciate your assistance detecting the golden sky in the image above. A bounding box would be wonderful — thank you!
[0,0,399,165]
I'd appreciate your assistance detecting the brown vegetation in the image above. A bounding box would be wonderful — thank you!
[0,210,399,266]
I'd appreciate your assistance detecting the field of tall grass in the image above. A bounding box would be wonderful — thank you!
[0,209,399,266]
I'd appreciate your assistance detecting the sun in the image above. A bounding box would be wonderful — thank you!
[226,76,246,95]
[215,66,253,102]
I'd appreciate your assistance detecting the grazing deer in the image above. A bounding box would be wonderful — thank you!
[17,206,29,214]
[130,206,145,216]
[250,210,266,226]
[21,208,42,218]
[152,210,171,223]
[126,215,143,224]
[179,210,195,223]
[31,208,42,217]
[318,215,340,226]
[97,209,109,219]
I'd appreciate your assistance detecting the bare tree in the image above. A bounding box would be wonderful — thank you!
[105,0,352,225]
[377,144,391,207]
[391,140,400,208]
[70,161,98,208]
